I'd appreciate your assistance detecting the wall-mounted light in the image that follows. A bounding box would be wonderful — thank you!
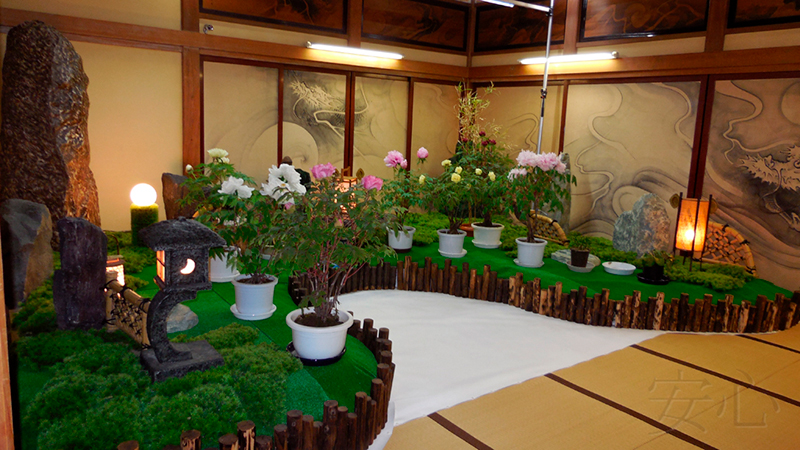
[520,52,619,65]
[480,0,550,13]
[307,42,403,60]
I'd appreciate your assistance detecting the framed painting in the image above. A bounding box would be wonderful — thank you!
[474,0,566,52]
[581,0,707,41]
[729,0,800,28]
[362,0,469,51]
[200,0,347,34]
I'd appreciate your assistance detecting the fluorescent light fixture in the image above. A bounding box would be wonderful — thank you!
[307,42,403,60]
[480,0,551,13]
[520,51,618,65]
[482,0,515,7]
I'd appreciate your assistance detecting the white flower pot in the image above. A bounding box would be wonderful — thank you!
[387,226,416,253]
[437,229,467,258]
[471,223,504,249]
[231,274,277,320]
[286,308,354,361]
[209,250,239,282]
[515,237,547,268]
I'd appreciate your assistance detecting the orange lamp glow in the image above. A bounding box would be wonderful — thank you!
[675,197,711,253]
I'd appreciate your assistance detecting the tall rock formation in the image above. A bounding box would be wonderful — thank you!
[0,20,101,246]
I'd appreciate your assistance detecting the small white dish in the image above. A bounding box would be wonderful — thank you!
[514,258,544,268]
[438,249,468,258]
[568,262,595,273]
[603,261,636,276]
[230,303,277,321]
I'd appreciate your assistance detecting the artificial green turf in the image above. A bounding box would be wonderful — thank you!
[387,235,792,304]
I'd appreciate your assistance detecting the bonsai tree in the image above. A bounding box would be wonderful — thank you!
[271,163,394,325]
[569,234,592,267]
[457,137,512,227]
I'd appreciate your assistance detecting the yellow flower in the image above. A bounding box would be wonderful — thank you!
[455,166,463,174]
[475,168,482,175]
[419,174,426,184]
[442,159,452,167]
[451,173,461,183]
[488,171,496,181]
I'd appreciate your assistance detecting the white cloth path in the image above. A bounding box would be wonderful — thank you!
[338,290,664,426]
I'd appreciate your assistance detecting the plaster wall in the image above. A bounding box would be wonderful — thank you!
[2,0,182,30]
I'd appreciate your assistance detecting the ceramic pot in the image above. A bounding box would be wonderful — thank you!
[387,226,416,253]
[459,224,474,237]
[231,274,277,320]
[515,237,547,268]
[471,223,504,249]
[209,249,239,282]
[286,308,354,361]
[437,229,467,258]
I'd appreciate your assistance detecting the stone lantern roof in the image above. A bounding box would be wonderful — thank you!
[138,217,225,251]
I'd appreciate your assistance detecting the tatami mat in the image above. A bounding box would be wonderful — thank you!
[673,386,800,449]
[747,325,800,352]
[437,377,679,450]
[552,346,738,426]
[632,434,704,450]
[637,333,800,384]
[756,359,800,403]
[383,416,476,450]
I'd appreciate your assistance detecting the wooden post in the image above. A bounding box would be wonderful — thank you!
[286,410,303,450]
[488,271,498,302]
[431,263,440,293]
[481,266,491,300]
[255,435,273,450]
[591,291,603,326]
[544,287,555,317]
[355,392,368,450]
[621,295,633,328]
[784,303,797,330]
[677,294,690,331]
[613,300,623,328]
[630,291,641,329]
[409,262,419,291]
[336,407,349,450]
[461,262,470,298]
[443,259,451,291]
[371,379,386,432]
[181,430,202,450]
[274,424,288,450]
[322,400,338,450]
[423,257,432,292]
[567,289,578,322]
[346,413,358,450]
[754,295,768,333]
[396,260,405,290]
[301,415,315,450]
[553,284,563,319]
[219,433,239,450]
[469,269,478,299]
[367,398,378,445]
[238,421,256,450]
[118,442,139,450]
[602,291,614,327]
[314,422,324,450]
[449,265,458,296]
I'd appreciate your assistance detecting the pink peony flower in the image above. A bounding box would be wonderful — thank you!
[417,147,429,159]
[555,161,567,174]
[479,131,486,137]
[400,159,408,169]
[539,152,561,171]
[516,150,539,168]
[384,150,405,168]
[311,162,336,180]
[508,168,528,180]
[361,175,383,191]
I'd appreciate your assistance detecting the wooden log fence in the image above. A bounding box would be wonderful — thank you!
[118,318,395,450]
[289,256,800,334]
[104,274,151,346]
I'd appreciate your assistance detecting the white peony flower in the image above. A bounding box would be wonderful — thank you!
[220,156,230,164]
[268,164,306,195]
[219,176,254,199]
[207,148,229,159]
[185,164,192,173]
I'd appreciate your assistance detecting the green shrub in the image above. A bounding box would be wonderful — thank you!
[17,330,105,369]
[37,396,145,450]
[406,212,448,246]
[12,279,57,335]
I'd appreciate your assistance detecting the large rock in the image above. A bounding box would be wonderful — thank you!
[613,193,671,256]
[0,21,101,247]
[0,199,54,309]
[53,217,107,330]
[162,172,197,220]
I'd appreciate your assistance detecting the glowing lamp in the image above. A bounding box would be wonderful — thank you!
[130,183,159,247]
[674,195,711,253]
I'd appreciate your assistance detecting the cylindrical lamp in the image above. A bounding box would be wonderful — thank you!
[674,194,712,253]
[130,183,159,247]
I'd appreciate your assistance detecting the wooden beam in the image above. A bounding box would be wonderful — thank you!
[183,47,202,169]
[181,0,200,32]
[562,0,582,55]
[0,239,14,450]
[0,8,468,81]
[705,0,728,53]
[347,0,363,47]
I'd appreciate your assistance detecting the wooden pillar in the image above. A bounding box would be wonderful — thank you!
[182,47,202,171]
[181,0,200,32]
[0,238,13,450]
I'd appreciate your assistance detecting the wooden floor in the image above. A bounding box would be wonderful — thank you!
[385,326,800,450]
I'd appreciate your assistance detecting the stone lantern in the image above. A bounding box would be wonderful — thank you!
[137,217,226,381]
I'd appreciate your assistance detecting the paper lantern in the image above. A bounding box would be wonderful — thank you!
[674,194,712,253]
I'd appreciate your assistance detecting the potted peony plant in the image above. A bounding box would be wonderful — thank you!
[182,149,306,319]
[381,148,428,252]
[272,163,393,362]
[506,150,575,268]
[422,158,479,258]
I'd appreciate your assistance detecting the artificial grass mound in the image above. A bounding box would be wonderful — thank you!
[22,324,303,450]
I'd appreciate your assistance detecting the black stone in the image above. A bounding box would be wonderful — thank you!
[0,199,53,308]
[53,217,107,329]
[0,21,101,247]
[140,340,224,382]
